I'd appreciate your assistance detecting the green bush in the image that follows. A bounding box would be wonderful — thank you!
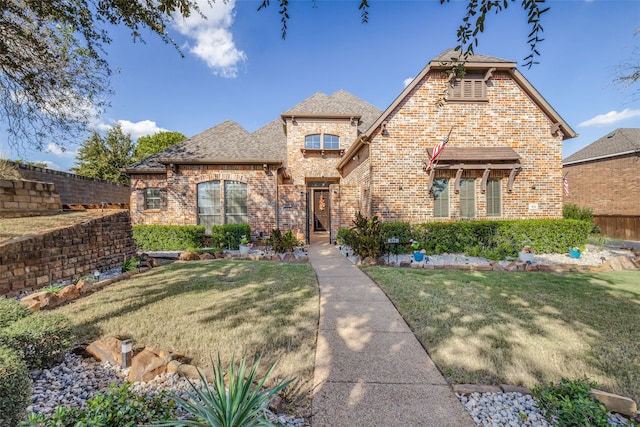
[0,297,31,328]
[0,312,74,369]
[0,345,30,427]
[563,203,594,222]
[23,383,178,426]
[336,227,354,247]
[531,377,609,427]
[132,225,206,251]
[350,212,384,259]
[121,256,141,273]
[381,222,412,254]
[267,229,300,253]
[210,223,252,250]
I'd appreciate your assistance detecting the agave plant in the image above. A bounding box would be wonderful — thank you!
[154,354,293,427]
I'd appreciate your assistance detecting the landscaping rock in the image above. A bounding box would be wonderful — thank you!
[500,384,531,394]
[592,388,638,417]
[75,278,95,294]
[179,251,201,261]
[128,347,175,382]
[453,384,502,395]
[86,337,122,366]
[282,253,296,262]
[57,284,79,302]
[166,360,214,382]
[20,291,48,311]
[199,252,215,260]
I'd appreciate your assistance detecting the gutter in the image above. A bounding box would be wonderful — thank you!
[563,149,640,166]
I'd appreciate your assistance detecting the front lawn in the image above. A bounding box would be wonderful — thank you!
[54,260,319,412]
[361,267,640,403]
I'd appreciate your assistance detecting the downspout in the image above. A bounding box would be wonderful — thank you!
[275,170,279,232]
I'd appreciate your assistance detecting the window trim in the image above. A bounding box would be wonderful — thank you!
[486,178,502,217]
[144,188,162,210]
[304,133,341,150]
[433,178,450,218]
[459,178,476,218]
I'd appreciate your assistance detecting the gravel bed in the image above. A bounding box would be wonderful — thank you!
[28,353,308,426]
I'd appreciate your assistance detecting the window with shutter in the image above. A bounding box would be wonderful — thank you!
[145,188,162,210]
[433,178,449,218]
[460,179,476,218]
[486,179,501,217]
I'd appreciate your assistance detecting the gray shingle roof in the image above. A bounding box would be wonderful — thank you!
[283,90,382,132]
[431,48,514,65]
[563,128,640,164]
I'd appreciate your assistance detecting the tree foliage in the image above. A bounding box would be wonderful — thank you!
[134,131,186,161]
[0,0,205,151]
[615,28,640,99]
[70,124,134,184]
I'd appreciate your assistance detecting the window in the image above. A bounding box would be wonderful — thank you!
[486,179,501,217]
[198,181,222,229]
[145,188,161,210]
[304,134,340,149]
[433,178,449,218]
[224,181,248,224]
[449,74,487,101]
[305,134,321,149]
[460,178,476,218]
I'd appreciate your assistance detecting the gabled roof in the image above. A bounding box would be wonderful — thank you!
[563,128,640,165]
[338,49,577,170]
[125,120,284,173]
[282,90,382,132]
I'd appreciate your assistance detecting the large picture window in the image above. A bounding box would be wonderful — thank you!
[460,178,476,218]
[486,178,501,217]
[198,181,222,228]
[305,134,340,149]
[433,178,449,218]
[224,181,248,224]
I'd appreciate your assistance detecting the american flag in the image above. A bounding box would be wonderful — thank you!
[425,128,453,172]
[563,175,569,196]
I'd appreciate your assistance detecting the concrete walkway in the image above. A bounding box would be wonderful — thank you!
[308,241,475,426]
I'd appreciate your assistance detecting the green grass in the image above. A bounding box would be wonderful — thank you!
[54,260,319,413]
[361,267,640,403]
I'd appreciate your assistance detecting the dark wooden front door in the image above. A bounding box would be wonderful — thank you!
[313,190,329,232]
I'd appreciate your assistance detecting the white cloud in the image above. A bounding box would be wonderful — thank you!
[578,108,640,127]
[116,120,168,140]
[403,77,414,88]
[172,0,246,78]
[45,143,77,159]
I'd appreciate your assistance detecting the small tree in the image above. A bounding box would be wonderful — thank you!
[350,212,384,259]
[71,124,134,184]
[133,131,186,161]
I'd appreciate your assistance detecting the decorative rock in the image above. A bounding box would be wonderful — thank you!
[454,384,502,395]
[500,384,531,394]
[86,337,122,366]
[57,284,79,302]
[282,253,296,262]
[591,388,638,417]
[75,278,95,294]
[199,253,215,260]
[179,251,201,261]
[297,255,310,262]
[20,291,48,311]
[128,347,173,382]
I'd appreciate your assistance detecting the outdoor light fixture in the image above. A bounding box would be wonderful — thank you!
[93,270,100,281]
[121,339,133,369]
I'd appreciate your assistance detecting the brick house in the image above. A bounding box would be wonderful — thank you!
[125,49,576,243]
[563,128,640,215]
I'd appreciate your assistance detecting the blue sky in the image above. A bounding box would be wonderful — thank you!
[2,0,639,171]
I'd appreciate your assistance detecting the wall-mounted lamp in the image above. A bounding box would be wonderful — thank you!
[263,164,268,172]
[121,339,133,369]
[93,270,101,281]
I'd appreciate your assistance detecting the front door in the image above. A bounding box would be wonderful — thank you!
[313,190,329,232]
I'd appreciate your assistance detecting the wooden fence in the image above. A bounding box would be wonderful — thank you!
[593,215,640,241]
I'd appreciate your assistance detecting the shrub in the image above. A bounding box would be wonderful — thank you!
[0,297,31,328]
[531,377,609,427]
[210,224,252,250]
[267,229,300,253]
[0,345,30,427]
[155,354,293,427]
[350,212,384,259]
[336,227,354,247]
[0,312,74,369]
[132,225,206,251]
[23,383,178,426]
[381,222,412,254]
[121,256,141,273]
[563,203,594,222]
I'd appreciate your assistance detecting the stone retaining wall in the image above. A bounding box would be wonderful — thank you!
[0,211,137,297]
[0,179,62,218]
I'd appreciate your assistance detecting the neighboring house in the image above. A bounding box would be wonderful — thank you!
[563,128,640,215]
[125,49,576,243]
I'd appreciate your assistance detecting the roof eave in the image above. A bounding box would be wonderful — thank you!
[156,158,283,165]
[337,135,367,170]
[280,113,362,120]
[563,149,640,165]
[122,167,167,174]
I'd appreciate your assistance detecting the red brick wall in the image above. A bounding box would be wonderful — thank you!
[0,211,136,297]
[355,70,564,223]
[0,179,62,218]
[563,154,640,215]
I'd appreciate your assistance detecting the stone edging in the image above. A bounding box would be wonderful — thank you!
[453,384,639,419]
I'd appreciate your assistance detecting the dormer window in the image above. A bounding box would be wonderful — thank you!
[305,134,340,149]
[448,72,489,101]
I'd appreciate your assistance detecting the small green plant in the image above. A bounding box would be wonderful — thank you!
[531,377,609,427]
[23,383,178,426]
[240,235,250,245]
[122,256,141,273]
[0,345,30,427]
[0,312,74,369]
[350,212,384,259]
[154,354,294,427]
[266,229,300,253]
[0,297,31,328]
[336,227,354,247]
[40,283,67,295]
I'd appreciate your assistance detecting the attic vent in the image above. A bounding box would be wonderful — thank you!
[607,133,615,138]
